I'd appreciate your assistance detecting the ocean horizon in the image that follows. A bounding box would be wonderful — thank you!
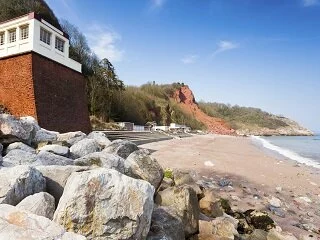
[251,135,320,169]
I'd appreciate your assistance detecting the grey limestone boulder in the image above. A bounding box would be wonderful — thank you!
[74,151,125,172]
[173,169,202,196]
[35,165,90,205]
[53,168,155,239]
[125,149,164,189]
[33,128,59,144]
[198,215,239,240]
[33,151,74,166]
[38,144,70,157]
[155,186,199,237]
[103,139,139,159]
[0,114,37,145]
[147,206,185,240]
[0,165,46,205]
[2,149,37,167]
[57,131,86,146]
[70,138,101,158]
[16,192,55,219]
[5,142,36,154]
[0,143,2,164]
[87,131,111,148]
[0,204,86,240]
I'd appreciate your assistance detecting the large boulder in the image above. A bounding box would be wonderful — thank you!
[199,215,239,240]
[35,165,90,205]
[57,131,86,146]
[124,149,164,189]
[147,206,185,240]
[33,151,74,166]
[267,229,298,240]
[103,139,139,159]
[70,138,101,158]
[173,169,202,196]
[32,128,59,145]
[87,131,111,148]
[2,149,37,167]
[0,165,46,205]
[53,168,155,239]
[0,114,37,145]
[0,204,85,239]
[0,143,3,164]
[5,142,36,155]
[16,192,55,219]
[38,144,70,157]
[155,186,199,237]
[199,190,231,218]
[74,151,125,172]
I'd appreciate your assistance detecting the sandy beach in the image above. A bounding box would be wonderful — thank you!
[141,134,320,237]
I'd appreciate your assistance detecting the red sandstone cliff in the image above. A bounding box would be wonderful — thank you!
[173,86,235,135]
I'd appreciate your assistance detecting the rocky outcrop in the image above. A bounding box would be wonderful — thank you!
[53,168,155,239]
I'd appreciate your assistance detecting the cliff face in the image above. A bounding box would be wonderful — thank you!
[172,85,313,136]
[173,86,235,135]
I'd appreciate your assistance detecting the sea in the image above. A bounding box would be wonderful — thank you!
[251,135,320,169]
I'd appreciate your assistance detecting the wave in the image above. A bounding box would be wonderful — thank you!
[251,136,320,169]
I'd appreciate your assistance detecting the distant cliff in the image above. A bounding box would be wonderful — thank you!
[198,101,313,136]
[103,82,312,136]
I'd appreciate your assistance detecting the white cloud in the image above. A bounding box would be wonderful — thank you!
[150,0,166,9]
[212,40,239,56]
[181,55,198,64]
[86,25,124,62]
[302,0,319,6]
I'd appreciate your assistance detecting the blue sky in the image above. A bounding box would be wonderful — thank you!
[46,0,320,131]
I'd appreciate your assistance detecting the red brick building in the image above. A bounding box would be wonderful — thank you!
[0,13,91,133]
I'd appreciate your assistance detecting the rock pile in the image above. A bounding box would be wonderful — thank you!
[0,114,317,239]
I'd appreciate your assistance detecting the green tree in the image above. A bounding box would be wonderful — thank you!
[0,0,61,29]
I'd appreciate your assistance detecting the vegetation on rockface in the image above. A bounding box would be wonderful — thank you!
[198,102,289,131]
[109,83,206,130]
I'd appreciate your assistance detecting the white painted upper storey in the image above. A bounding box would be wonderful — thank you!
[0,13,81,73]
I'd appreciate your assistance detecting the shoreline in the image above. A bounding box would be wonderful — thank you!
[140,134,320,237]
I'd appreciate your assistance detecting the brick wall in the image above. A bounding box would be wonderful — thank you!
[0,52,91,133]
[32,53,91,133]
[0,53,37,117]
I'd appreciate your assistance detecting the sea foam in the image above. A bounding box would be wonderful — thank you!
[251,136,320,169]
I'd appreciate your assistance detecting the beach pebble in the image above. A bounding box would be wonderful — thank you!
[276,186,282,193]
[231,195,241,201]
[218,178,232,187]
[204,161,214,167]
[269,196,282,208]
[268,205,286,218]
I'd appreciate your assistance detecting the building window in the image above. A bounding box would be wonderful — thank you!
[55,37,65,52]
[20,25,29,40]
[0,32,4,45]
[8,29,16,43]
[40,27,51,45]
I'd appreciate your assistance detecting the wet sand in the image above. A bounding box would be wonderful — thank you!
[140,134,320,237]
